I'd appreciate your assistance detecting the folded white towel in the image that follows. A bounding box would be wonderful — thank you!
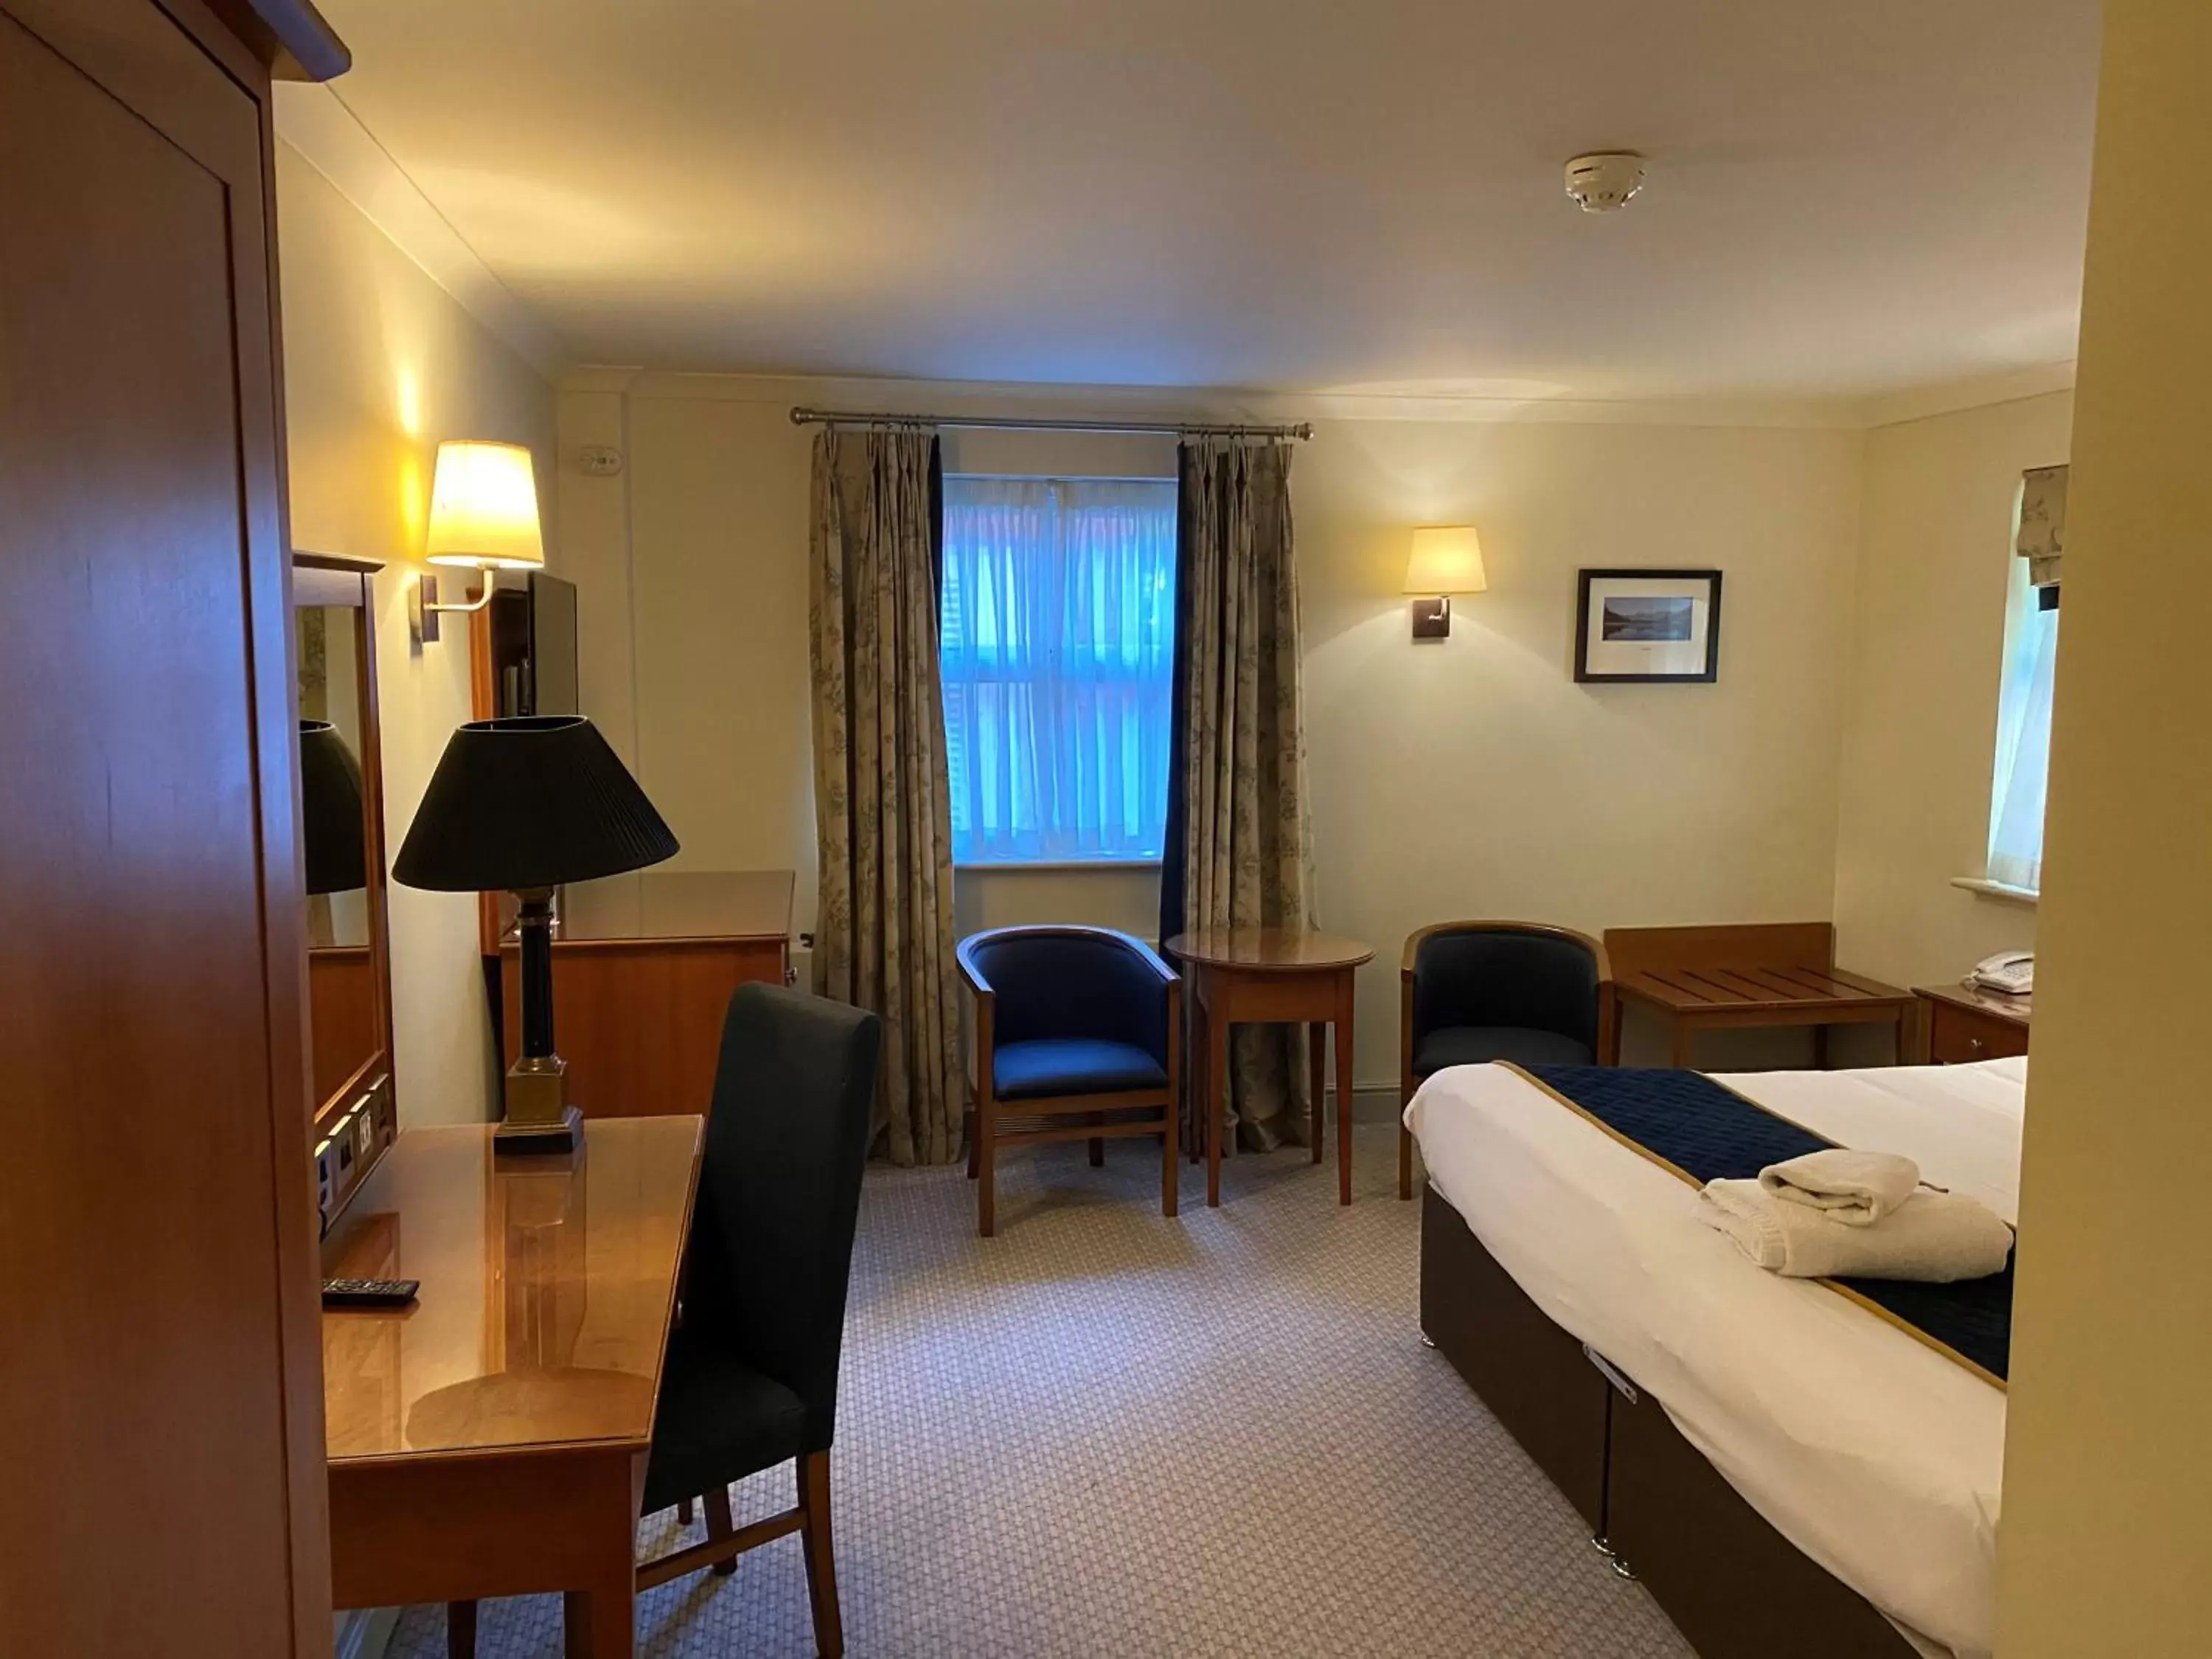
[1698,1179,2014,1282]
[1758,1149,1922,1227]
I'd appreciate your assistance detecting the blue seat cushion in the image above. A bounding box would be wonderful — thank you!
[1413,1025,1593,1077]
[994,1038,1167,1102]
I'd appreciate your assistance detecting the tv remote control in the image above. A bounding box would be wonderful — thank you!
[321,1277,420,1310]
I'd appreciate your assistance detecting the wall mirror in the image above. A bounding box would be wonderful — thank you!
[296,553,397,1225]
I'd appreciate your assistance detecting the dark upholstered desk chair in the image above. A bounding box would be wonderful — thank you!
[957,926,1180,1238]
[1398,922,1613,1200]
[446,983,881,1659]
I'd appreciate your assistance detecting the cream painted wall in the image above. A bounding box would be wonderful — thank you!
[1832,394,2070,992]
[1298,419,1864,1077]
[276,142,558,1127]
[565,379,1864,1085]
[1996,0,2212,1647]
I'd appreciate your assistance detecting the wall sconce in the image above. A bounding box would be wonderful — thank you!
[1402,525,1487,640]
[410,440,544,644]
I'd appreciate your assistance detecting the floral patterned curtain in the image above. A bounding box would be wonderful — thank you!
[808,427,963,1165]
[1161,437,1316,1149]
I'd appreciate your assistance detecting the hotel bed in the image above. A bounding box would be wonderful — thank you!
[1408,1056,2024,1659]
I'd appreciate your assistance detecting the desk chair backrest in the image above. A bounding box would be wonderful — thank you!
[688,983,881,1452]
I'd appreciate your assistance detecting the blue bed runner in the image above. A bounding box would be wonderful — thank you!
[1514,1064,2012,1388]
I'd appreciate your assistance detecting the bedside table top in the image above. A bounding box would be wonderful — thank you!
[1914,981,2033,1026]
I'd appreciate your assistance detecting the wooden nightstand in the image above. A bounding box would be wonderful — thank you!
[1913,983,2031,1065]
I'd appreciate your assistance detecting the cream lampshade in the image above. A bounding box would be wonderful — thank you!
[412,440,544,644]
[1403,525,1486,639]
[426,440,545,570]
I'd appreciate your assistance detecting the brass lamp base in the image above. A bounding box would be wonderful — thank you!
[495,1054,582,1154]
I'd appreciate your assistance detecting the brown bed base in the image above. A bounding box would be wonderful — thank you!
[1420,1187,1920,1659]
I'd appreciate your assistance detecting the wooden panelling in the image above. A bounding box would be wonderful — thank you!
[490,873,794,1120]
[309,946,380,1107]
[501,938,789,1118]
[0,0,337,1649]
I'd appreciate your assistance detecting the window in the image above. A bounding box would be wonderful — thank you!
[1986,554,2059,893]
[939,476,1177,864]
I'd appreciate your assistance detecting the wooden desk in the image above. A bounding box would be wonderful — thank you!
[1602,922,1913,1068]
[1166,928,1375,1207]
[323,1116,704,1658]
[497,869,794,1119]
[1914,982,2032,1064]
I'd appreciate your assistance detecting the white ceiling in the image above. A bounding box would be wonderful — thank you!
[314,0,2103,402]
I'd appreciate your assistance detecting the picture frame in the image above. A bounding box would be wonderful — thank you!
[1574,568,1723,684]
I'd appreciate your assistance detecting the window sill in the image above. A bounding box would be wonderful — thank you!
[955,860,1164,873]
[1950,875,2039,907]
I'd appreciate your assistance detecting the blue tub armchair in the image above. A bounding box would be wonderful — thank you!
[1399,920,1614,1199]
[957,926,1181,1237]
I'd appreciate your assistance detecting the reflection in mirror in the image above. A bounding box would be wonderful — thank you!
[298,603,379,1110]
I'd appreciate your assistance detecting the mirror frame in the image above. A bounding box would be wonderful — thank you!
[295,552,397,1172]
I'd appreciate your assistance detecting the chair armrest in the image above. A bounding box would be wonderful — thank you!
[955,936,998,1001]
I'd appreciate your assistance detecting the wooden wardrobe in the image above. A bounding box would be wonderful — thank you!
[0,1,348,1654]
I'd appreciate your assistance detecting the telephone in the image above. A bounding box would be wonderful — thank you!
[1969,951,2034,996]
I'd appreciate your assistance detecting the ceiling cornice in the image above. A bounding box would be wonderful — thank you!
[1855,361,2077,428]
[559,365,2074,433]
[273,83,567,380]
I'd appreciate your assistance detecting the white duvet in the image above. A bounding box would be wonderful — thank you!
[1407,1057,2026,1659]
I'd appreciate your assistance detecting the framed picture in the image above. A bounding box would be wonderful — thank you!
[1574,568,1723,684]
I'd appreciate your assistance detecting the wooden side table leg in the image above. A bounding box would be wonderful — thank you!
[1307,1020,1326,1165]
[1335,970,1356,1206]
[1670,1020,1696,1070]
[1208,993,1229,1208]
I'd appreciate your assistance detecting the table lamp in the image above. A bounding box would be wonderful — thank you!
[299,719,367,896]
[394,715,678,1150]
[1403,525,1488,640]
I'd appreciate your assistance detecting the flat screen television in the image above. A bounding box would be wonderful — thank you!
[487,572,579,717]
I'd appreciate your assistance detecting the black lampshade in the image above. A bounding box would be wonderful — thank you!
[299,720,368,897]
[393,715,678,894]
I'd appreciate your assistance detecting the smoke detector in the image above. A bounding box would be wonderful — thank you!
[1564,152,1648,213]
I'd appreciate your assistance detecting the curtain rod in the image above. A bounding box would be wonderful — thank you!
[788,406,1312,441]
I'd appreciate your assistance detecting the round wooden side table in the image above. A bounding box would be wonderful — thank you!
[1164,928,1376,1206]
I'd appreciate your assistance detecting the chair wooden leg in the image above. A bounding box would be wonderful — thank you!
[965,1105,978,1179]
[798,1450,844,1658]
[705,1484,737,1577]
[1161,1103,1179,1218]
[1088,1135,1105,1167]
[446,1600,477,1659]
[976,1095,997,1237]
[677,1495,694,1525]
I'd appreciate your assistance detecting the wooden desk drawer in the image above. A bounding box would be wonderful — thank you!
[1927,1000,2030,1065]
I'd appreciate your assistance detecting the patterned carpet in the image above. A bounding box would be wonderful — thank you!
[388,1124,1692,1658]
